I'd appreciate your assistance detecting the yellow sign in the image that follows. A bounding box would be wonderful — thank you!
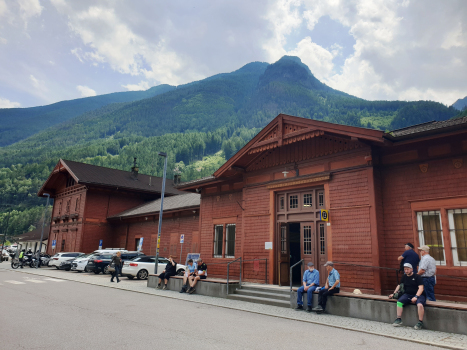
[320,209,329,222]
[157,237,161,249]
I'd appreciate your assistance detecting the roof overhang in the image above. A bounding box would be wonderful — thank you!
[37,159,78,198]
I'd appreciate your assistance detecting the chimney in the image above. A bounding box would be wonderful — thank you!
[173,174,181,185]
[131,157,139,180]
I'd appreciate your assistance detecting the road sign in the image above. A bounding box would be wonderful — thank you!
[52,240,56,249]
[98,239,103,250]
[320,209,329,222]
[180,234,184,244]
[186,253,200,265]
[138,237,144,252]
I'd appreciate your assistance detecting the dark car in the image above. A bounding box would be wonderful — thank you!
[86,254,113,274]
[106,251,145,274]
[58,258,77,271]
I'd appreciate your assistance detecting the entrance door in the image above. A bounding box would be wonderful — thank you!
[300,221,315,268]
[278,223,289,286]
[316,222,328,286]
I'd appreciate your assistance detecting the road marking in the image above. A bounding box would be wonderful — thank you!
[26,279,46,283]
[4,280,26,284]
[43,278,65,282]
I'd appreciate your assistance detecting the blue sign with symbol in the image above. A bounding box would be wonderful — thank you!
[138,237,144,251]
[180,234,184,244]
[52,240,56,249]
[99,240,103,249]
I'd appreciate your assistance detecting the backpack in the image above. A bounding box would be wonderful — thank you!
[392,283,405,299]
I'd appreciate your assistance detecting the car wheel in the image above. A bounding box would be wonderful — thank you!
[177,269,185,276]
[84,267,88,272]
[127,276,134,280]
[137,269,148,280]
[65,268,71,271]
[93,270,100,274]
[77,270,82,273]
[103,266,110,274]
[55,266,59,269]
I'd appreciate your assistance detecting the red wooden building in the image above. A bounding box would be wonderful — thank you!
[39,114,467,300]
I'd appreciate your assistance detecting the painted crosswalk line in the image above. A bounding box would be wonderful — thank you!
[26,279,46,283]
[4,280,26,284]
[43,278,65,282]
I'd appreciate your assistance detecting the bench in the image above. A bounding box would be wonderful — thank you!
[290,288,467,335]
[147,274,240,298]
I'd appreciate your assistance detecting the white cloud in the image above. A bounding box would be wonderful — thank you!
[122,81,150,91]
[76,85,96,97]
[0,97,21,108]
[18,0,42,28]
[0,0,9,17]
[0,37,6,44]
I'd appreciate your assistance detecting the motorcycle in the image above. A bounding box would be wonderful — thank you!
[10,252,20,269]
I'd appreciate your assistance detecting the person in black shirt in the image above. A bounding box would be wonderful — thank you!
[389,263,426,330]
[188,258,207,294]
[157,256,177,290]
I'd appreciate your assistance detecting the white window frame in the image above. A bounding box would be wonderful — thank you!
[448,209,467,266]
[417,211,446,265]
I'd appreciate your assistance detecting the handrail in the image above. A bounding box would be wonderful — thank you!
[227,257,242,295]
[290,259,304,292]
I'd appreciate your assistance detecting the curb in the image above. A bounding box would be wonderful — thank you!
[5,267,466,350]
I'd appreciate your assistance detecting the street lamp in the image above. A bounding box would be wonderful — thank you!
[154,152,168,274]
[37,193,50,268]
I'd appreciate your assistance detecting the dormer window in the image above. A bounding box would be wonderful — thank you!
[66,176,75,188]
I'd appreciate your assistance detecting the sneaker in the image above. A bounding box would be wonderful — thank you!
[162,285,167,290]
[188,287,196,294]
[312,305,323,312]
[110,280,114,282]
[306,306,312,312]
[414,321,423,330]
[156,283,161,289]
[393,318,403,327]
[295,305,304,311]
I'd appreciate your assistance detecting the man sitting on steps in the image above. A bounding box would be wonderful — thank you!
[187,258,207,294]
[312,261,340,313]
[295,262,319,312]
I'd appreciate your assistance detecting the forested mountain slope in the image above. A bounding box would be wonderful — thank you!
[453,96,467,111]
[0,84,176,146]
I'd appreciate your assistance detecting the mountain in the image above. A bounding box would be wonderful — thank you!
[0,56,460,236]
[452,96,467,111]
[0,84,176,146]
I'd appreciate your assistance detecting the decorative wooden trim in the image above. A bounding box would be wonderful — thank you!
[419,163,428,173]
[266,175,330,189]
[453,158,463,168]
[328,204,371,210]
[212,216,237,224]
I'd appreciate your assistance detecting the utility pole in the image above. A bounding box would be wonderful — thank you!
[0,205,13,263]
[154,152,167,274]
[37,193,50,268]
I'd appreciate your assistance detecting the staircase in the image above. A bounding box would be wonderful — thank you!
[226,284,291,308]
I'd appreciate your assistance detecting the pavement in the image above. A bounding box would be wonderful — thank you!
[0,263,466,350]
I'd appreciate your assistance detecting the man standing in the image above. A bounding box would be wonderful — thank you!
[19,249,25,269]
[398,243,420,274]
[295,262,320,312]
[312,261,340,313]
[389,263,426,330]
[188,258,207,294]
[418,245,437,301]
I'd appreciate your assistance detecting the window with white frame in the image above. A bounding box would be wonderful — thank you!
[214,225,223,258]
[225,224,236,258]
[417,211,445,265]
[448,209,467,266]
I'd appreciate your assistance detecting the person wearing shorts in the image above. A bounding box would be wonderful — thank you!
[180,259,196,293]
[157,256,177,290]
[188,258,207,294]
[389,263,426,330]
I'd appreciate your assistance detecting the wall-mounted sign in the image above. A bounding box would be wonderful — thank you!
[265,242,273,250]
[52,240,56,249]
[98,239,103,250]
[138,237,144,252]
[180,234,184,244]
[320,209,329,222]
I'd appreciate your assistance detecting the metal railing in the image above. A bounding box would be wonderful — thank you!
[226,257,242,295]
[290,259,304,292]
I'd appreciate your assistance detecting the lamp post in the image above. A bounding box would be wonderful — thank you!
[37,193,50,268]
[154,152,168,274]
[0,204,13,263]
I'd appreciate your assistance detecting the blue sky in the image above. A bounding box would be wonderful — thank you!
[0,0,466,108]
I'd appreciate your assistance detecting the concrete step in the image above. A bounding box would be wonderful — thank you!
[234,289,290,301]
[226,294,291,308]
[239,285,290,295]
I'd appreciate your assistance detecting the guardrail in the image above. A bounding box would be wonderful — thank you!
[226,257,242,295]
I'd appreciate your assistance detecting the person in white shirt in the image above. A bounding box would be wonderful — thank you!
[418,245,437,301]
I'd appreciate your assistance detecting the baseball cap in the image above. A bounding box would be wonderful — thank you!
[418,245,430,252]
[403,263,413,268]
[405,243,414,249]
[323,261,334,267]
[307,262,314,267]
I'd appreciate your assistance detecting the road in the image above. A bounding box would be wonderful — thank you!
[0,269,443,350]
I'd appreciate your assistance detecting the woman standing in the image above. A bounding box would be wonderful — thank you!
[110,251,122,283]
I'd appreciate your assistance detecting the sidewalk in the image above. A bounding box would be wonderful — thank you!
[1,264,465,350]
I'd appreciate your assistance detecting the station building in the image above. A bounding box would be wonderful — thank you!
[39,114,467,301]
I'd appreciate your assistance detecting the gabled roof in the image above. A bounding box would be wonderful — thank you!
[38,159,184,197]
[386,116,467,140]
[18,226,49,242]
[108,193,200,219]
[213,114,384,179]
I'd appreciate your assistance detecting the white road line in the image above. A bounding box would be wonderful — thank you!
[4,280,26,284]
[26,279,46,283]
[43,278,65,282]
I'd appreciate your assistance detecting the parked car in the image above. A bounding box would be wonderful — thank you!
[58,257,78,271]
[86,254,114,274]
[49,252,84,268]
[71,252,99,272]
[121,256,187,280]
[106,251,145,274]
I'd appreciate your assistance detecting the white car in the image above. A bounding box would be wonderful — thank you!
[122,256,187,280]
[49,252,84,268]
[71,252,99,272]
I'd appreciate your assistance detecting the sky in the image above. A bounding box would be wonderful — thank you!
[0,0,466,108]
